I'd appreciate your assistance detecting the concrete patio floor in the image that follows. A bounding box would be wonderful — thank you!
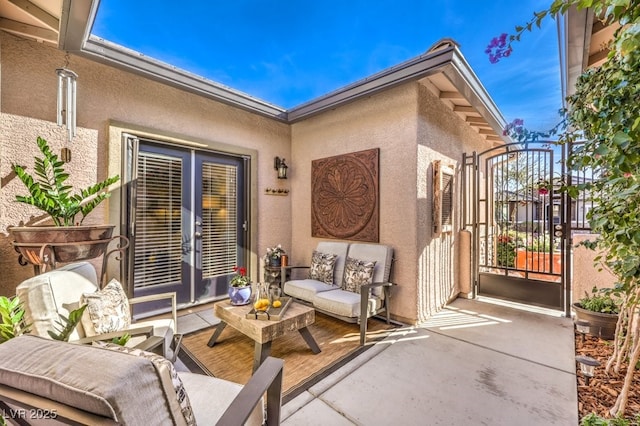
[281,297,578,425]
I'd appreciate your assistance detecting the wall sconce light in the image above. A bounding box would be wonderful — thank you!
[575,355,600,386]
[274,157,288,179]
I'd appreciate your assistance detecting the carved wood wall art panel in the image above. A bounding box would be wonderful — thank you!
[311,148,379,242]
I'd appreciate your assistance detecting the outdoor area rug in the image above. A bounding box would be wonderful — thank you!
[179,312,396,402]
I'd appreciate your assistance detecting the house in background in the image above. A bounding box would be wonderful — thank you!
[0,0,509,324]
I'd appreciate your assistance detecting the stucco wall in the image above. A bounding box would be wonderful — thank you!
[290,84,419,322]
[415,83,492,322]
[290,82,493,324]
[572,233,617,301]
[0,33,290,294]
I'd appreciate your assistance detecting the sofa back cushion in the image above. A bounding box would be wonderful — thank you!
[347,244,393,297]
[16,262,99,340]
[0,335,184,425]
[315,242,350,287]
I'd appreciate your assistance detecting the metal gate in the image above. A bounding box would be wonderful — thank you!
[462,141,592,315]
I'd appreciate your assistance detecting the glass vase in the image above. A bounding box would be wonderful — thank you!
[253,282,271,312]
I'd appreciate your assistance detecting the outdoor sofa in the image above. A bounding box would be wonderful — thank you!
[282,241,395,345]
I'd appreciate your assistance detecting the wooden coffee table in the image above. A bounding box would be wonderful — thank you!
[207,300,321,372]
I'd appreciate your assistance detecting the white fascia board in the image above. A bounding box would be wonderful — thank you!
[560,6,591,102]
[81,36,288,120]
[59,0,287,121]
[287,46,456,123]
[59,0,95,51]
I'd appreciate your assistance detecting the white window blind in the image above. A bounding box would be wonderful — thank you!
[201,162,238,279]
[133,152,183,288]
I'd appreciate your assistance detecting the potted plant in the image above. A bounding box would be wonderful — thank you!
[228,266,252,305]
[263,244,286,267]
[0,296,29,343]
[572,286,621,340]
[9,136,120,265]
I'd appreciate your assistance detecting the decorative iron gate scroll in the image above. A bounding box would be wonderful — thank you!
[462,141,592,315]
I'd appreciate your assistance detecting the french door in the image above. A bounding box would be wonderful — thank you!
[124,137,247,313]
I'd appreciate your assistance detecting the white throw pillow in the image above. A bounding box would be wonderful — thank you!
[80,279,131,337]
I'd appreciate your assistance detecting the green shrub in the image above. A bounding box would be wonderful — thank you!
[579,286,621,315]
[496,234,517,267]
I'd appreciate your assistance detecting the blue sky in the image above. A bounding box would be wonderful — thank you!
[92,0,562,132]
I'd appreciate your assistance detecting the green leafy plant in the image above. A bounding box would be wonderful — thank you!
[230,266,251,287]
[47,304,87,342]
[581,412,640,426]
[111,333,131,346]
[0,296,30,343]
[579,286,621,315]
[12,136,120,226]
[496,234,517,267]
[263,244,286,264]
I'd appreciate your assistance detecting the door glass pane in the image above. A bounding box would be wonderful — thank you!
[201,162,238,280]
[133,152,183,289]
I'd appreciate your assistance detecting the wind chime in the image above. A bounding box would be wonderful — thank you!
[56,54,77,163]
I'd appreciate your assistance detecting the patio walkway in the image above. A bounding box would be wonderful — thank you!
[281,297,578,425]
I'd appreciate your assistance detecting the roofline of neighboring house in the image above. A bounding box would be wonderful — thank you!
[57,0,508,140]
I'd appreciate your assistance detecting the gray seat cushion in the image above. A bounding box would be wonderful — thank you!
[283,279,335,303]
[178,372,263,426]
[313,289,383,319]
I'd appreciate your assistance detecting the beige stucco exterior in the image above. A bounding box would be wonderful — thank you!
[0,32,290,297]
[3,28,605,324]
[572,233,617,301]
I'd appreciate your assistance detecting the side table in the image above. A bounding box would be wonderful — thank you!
[207,300,320,372]
[264,266,289,288]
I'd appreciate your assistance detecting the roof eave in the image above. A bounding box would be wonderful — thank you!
[59,0,288,121]
[444,46,510,144]
[59,0,508,141]
[287,46,456,123]
[559,5,592,102]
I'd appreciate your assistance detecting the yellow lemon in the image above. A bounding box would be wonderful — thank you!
[273,300,282,308]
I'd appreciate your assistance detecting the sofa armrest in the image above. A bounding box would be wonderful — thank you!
[359,282,396,346]
[361,281,395,291]
[73,325,154,345]
[129,292,178,334]
[217,356,284,426]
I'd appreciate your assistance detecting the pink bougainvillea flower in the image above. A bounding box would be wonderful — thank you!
[485,33,511,63]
